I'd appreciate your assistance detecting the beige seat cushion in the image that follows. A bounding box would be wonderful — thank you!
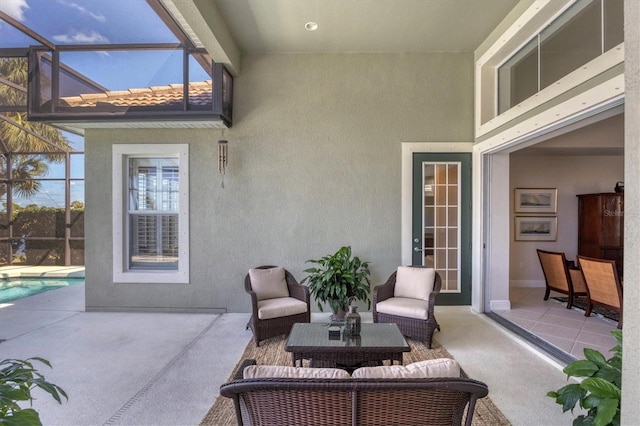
[394,267,435,301]
[375,297,429,320]
[257,297,307,320]
[352,358,460,379]
[249,267,289,301]
[243,365,350,379]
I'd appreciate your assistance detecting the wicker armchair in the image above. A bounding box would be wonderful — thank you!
[220,360,489,426]
[577,256,623,329]
[537,249,588,309]
[373,266,441,348]
[245,266,310,346]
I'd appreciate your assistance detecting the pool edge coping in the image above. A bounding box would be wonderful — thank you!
[0,266,85,279]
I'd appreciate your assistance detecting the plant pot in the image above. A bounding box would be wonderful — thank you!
[302,246,372,321]
[330,306,347,323]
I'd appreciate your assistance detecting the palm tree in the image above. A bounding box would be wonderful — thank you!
[0,57,71,198]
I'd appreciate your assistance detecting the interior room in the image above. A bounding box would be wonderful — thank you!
[492,110,624,361]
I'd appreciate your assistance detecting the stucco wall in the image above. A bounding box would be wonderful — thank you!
[622,0,640,422]
[85,52,474,312]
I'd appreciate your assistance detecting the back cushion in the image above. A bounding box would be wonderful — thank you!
[249,267,289,301]
[351,358,460,379]
[243,365,350,379]
[394,267,435,301]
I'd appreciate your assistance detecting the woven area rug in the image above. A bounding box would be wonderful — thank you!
[200,335,510,426]
[551,296,619,322]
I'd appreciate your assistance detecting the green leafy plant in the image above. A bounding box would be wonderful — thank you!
[0,357,68,426]
[301,246,371,317]
[547,330,622,426]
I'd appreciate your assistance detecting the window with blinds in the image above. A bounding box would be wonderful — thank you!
[128,158,179,270]
[113,144,188,283]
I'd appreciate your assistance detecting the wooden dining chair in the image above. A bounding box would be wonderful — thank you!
[577,256,623,329]
[537,249,588,309]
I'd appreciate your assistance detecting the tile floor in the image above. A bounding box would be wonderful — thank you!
[494,287,619,359]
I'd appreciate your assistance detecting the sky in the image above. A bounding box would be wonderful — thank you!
[0,0,210,90]
[0,0,174,43]
[1,0,207,207]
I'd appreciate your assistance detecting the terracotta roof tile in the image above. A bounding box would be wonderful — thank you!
[105,90,131,97]
[80,93,108,100]
[60,80,213,108]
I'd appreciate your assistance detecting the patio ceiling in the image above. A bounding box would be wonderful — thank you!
[212,0,522,53]
[165,0,522,75]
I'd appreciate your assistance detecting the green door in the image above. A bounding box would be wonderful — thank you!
[412,153,471,305]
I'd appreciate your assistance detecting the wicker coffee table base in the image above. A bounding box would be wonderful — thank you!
[291,351,404,368]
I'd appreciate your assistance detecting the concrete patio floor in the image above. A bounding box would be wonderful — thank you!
[1,282,250,425]
[0,279,577,425]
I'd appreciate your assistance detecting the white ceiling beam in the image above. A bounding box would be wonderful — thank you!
[161,0,241,76]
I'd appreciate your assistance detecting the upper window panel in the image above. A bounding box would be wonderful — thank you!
[497,0,624,115]
[498,38,538,115]
[539,0,602,90]
[604,0,624,50]
[0,0,177,46]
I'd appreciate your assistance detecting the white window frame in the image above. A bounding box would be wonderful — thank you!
[474,0,624,138]
[113,144,189,283]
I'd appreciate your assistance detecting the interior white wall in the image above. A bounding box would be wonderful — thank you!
[509,155,624,287]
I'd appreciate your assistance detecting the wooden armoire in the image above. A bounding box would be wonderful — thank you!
[577,193,624,277]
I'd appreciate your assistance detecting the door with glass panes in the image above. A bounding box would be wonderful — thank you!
[412,153,471,305]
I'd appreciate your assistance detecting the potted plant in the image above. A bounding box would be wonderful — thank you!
[547,330,622,426]
[1,357,68,426]
[301,246,371,321]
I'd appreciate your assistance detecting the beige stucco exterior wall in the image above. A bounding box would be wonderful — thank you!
[622,0,640,422]
[84,52,474,312]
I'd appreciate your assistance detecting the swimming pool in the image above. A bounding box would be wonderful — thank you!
[0,278,84,303]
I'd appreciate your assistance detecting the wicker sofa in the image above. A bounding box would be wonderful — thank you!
[220,359,489,426]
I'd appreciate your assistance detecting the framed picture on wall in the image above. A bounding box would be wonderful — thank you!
[514,216,557,241]
[514,188,557,214]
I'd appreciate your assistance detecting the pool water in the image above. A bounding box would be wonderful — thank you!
[0,278,84,303]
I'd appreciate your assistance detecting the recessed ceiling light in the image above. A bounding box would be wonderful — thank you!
[305,22,318,31]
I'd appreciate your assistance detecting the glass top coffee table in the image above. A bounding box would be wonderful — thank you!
[285,322,410,369]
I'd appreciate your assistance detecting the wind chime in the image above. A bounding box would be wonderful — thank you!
[218,140,228,188]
